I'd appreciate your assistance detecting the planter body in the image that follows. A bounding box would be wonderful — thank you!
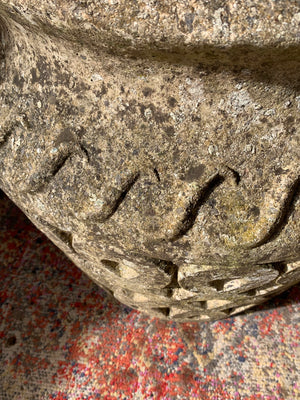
[0,0,299,320]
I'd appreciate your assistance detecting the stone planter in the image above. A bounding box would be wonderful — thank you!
[0,0,299,321]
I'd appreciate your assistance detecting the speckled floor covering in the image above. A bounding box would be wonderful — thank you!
[0,191,299,400]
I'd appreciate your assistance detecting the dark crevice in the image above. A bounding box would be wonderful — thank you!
[153,167,161,182]
[101,259,119,268]
[165,288,175,298]
[0,126,15,147]
[201,301,207,309]
[241,289,257,296]
[50,152,73,178]
[223,307,235,315]
[153,260,181,289]
[151,307,170,317]
[272,262,288,275]
[164,272,181,289]
[56,229,73,249]
[36,217,74,250]
[79,143,90,162]
[102,173,140,221]
[208,279,226,292]
[101,259,120,275]
[190,301,207,309]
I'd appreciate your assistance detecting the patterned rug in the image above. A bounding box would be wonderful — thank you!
[0,191,299,400]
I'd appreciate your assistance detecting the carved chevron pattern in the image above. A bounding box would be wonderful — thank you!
[16,139,299,248]
[2,122,298,249]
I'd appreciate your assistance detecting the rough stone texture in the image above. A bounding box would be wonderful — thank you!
[0,0,299,321]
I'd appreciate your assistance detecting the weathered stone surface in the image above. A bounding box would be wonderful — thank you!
[0,1,299,321]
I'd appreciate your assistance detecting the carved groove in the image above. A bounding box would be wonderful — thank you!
[98,172,140,222]
[250,176,300,248]
[25,143,90,193]
[24,151,73,193]
[166,173,225,241]
[49,152,72,179]
[29,157,299,252]
[225,166,241,185]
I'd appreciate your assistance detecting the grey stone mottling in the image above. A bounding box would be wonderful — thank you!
[0,0,299,321]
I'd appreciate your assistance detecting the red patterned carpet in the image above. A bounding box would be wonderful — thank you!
[0,191,299,400]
